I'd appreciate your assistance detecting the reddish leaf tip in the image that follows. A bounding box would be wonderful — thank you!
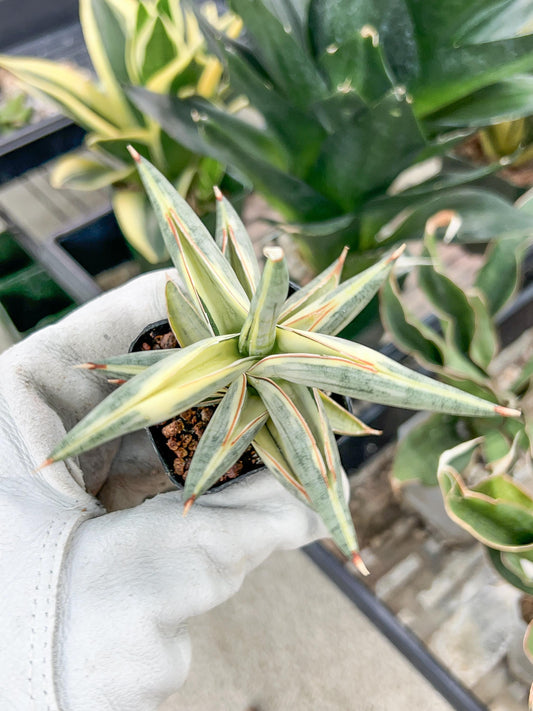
[494,405,521,418]
[107,378,127,385]
[352,552,370,576]
[127,144,141,162]
[213,186,223,201]
[388,243,406,263]
[35,457,54,472]
[183,495,196,516]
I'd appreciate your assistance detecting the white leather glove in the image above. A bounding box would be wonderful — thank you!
[0,271,327,711]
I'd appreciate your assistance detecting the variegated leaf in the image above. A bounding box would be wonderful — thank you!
[80,0,139,126]
[214,186,260,299]
[252,328,521,418]
[239,246,289,356]
[248,376,358,559]
[131,150,249,333]
[166,279,213,347]
[317,392,381,436]
[279,247,347,321]
[47,336,256,463]
[252,420,311,504]
[183,375,268,504]
[281,245,405,335]
[76,349,176,378]
[0,55,118,135]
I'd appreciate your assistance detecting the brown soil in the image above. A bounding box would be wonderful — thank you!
[136,324,262,488]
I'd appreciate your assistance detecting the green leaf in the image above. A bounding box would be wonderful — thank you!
[183,375,268,502]
[468,291,498,371]
[239,247,289,357]
[127,87,340,223]
[414,34,533,118]
[417,253,477,356]
[307,92,427,211]
[427,76,533,129]
[487,547,533,596]
[439,442,533,551]
[475,235,527,315]
[392,414,463,487]
[48,335,256,463]
[380,274,445,369]
[229,0,328,110]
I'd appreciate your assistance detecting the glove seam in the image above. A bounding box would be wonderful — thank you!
[30,507,102,711]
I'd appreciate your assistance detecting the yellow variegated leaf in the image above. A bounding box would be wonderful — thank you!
[252,421,311,504]
[281,246,404,335]
[51,153,133,190]
[317,392,381,437]
[248,376,359,559]
[112,188,168,263]
[183,375,268,502]
[238,247,288,357]
[48,335,256,463]
[0,55,118,135]
[215,187,260,299]
[132,151,249,332]
[76,350,176,378]
[166,279,213,347]
[80,0,139,126]
[279,247,348,321]
[253,327,521,418]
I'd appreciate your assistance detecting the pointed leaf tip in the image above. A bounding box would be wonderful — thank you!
[76,362,106,370]
[127,144,141,162]
[35,457,54,472]
[183,495,196,516]
[213,186,223,201]
[352,552,370,576]
[388,243,407,263]
[494,405,521,418]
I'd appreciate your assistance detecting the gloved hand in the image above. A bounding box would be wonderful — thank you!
[0,271,327,711]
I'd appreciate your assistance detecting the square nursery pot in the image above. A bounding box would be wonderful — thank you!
[130,319,356,495]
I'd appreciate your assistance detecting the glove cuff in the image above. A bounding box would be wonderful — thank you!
[0,495,101,710]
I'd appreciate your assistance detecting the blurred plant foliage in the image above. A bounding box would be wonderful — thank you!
[0,92,32,135]
[0,0,242,263]
[382,211,533,492]
[381,210,533,670]
[129,0,533,273]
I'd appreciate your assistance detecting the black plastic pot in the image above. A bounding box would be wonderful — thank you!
[130,316,357,493]
[129,320,266,494]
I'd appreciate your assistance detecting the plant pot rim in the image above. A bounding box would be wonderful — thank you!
[130,319,266,494]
